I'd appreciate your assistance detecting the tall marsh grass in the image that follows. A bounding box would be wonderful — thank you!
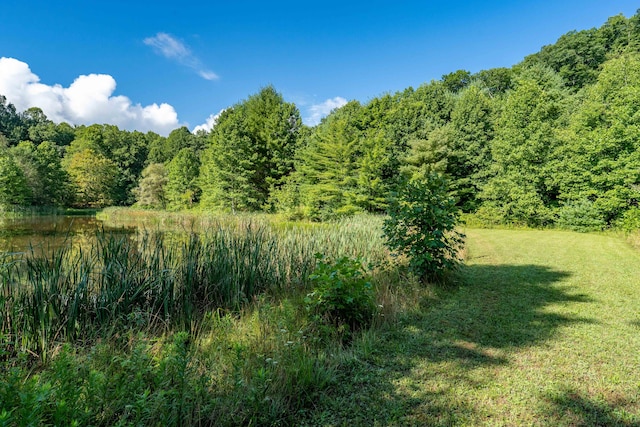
[0,215,387,357]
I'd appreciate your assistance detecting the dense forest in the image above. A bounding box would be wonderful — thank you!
[3,11,640,230]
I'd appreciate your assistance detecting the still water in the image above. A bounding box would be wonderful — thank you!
[0,215,136,254]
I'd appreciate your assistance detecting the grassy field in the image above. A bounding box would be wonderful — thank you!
[303,228,640,425]
[3,219,640,425]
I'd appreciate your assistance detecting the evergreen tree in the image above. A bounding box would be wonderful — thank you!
[199,108,260,211]
[354,130,393,212]
[199,86,301,212]
[292,102,362,219]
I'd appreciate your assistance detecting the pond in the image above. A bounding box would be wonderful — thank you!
[0,215,136,254]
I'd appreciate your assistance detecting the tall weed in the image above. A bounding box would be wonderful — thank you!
[1,215,388,356]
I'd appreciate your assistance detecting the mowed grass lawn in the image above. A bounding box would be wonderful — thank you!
[304,229,640,426]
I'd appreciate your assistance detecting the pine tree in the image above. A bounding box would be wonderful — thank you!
[199,87,301,212]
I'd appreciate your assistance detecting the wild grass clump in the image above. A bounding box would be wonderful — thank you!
[0,215,389,358]
[0,297,343,426]
[0,212,412,425]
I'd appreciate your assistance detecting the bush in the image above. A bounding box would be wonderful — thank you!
[614,207,640,232]
[304,254,376,332]
[383,174,464,282]
[556,199,606,232]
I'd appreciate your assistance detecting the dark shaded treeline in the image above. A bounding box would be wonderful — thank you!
[2,10,640,229]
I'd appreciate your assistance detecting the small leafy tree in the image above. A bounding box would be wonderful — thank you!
[383,173,464,282]
[134,163,168,209]
[64,148,119,208]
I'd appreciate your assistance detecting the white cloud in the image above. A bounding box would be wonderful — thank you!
[0,57,181,136]
[144,32,218,81]
[197,70,219,81]
[304,96,348,126]
[193,109,225,133]
[143,32,190,60]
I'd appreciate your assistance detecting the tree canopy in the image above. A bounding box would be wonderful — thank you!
[3,9,640,231]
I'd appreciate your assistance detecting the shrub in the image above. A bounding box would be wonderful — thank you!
[614,207,640,232]
[556,199,606,232]
[304,254,376,331]
[383,174,464,282]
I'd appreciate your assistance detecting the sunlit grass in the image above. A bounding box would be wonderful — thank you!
[301,229,640,426]
[4,212,640,425]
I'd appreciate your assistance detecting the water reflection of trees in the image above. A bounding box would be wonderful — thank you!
[0,215,136,255]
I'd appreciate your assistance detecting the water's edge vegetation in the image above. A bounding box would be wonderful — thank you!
[2,211,640,425]
[0,212,410,425]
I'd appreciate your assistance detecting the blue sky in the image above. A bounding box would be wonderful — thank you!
[0,1,638,135]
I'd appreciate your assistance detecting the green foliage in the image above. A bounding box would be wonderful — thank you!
[267,175,305,220]
[149,126,201,164]
[383,174,464,282]
[0,154,31,206]
[199,112,259,211]
[291,99,399,219]
[68,124,149,205]
[479,65,566,226]
[478,175,554,227]
[614,207,640,231]
[1,214,388,357]
[0,214,389,426]
[0,95,28,145]
[523,13,640,91]
[64,148,118,207]
[199,86,301,212]
[555,53,640,224]
[134,163,169,209]
[473,67,514,96]
[556,199,606,232]
[441,69,472,93]
[0,334,207,426]
[9,141,71,206]
[354,130,393,212]
[27,113,75,146]
[305,254,376,331]
[401,127,450,180]
[446,84,495,211]
[524,28,607,90]
[166,148,201,209]
[293,102,363,220]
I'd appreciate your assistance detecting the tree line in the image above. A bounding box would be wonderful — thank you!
[2,11,640,230]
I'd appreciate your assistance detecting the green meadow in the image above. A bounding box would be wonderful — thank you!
[303,228,640,425]
[2,211,639,425]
